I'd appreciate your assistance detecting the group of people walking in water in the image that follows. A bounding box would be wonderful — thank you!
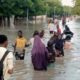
[13,17,74,71]
[0,16,74,80]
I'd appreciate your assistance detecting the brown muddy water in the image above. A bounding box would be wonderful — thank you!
[0,19,80,80]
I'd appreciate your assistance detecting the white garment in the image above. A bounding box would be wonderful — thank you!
[0,47,13,80]
[53,24,58,32]
[54,18,58,23]
[30,38,34,47]
[48,23,57,32]
[30,37,45,47]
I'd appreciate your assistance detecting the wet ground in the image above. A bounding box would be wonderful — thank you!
[0,19,80,80]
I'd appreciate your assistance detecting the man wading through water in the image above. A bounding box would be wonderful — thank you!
[14,30,28,60]
[0,35,13,80]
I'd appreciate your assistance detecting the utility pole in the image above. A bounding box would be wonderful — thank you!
[54,7,56,19]
[2,16,4,29]
[27,8,29,28]
[45,3,48,27]
[26,8,29,33]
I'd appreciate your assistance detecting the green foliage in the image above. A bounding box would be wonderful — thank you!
[29,0,47,16]
[73,0,80,15]
[63,6,72,16]
[45,0,63,17]
[0,0,33,16]
[0,0,64,17]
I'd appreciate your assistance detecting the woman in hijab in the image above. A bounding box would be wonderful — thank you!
[31,35,48,71]
[63,25,73,49]
[30,31,39,47]
[63,25,73,41]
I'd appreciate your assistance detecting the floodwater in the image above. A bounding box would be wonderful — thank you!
[0,19,80,80]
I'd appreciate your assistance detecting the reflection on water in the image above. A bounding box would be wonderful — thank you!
[1,19,80,80]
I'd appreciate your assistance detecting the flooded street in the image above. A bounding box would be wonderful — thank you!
[0,19,80,80]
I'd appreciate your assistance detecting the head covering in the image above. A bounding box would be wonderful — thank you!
[65,25,70,31]
[33,30,39,37]
[39,30,44,38]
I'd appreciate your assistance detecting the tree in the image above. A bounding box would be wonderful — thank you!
[0,0,33,16]
[0,0,33,26]
[29,0,47,16]
[45,0,63,17]
[63,6,72,16]
[73,0,80,15]
[0,0,64,17]
[0,0,66,26]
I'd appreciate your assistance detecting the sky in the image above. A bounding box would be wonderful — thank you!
[61,0,74,7]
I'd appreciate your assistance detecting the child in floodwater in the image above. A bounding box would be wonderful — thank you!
[14,30,27,60]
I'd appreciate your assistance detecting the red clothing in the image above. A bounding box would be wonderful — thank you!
[57,28,61,34]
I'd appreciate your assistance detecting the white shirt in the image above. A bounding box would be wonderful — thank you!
[0,47,13,80]
[53,24,57,32]
[30,37,45,47]
[30,38,34,47]
[48,23,57,32]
